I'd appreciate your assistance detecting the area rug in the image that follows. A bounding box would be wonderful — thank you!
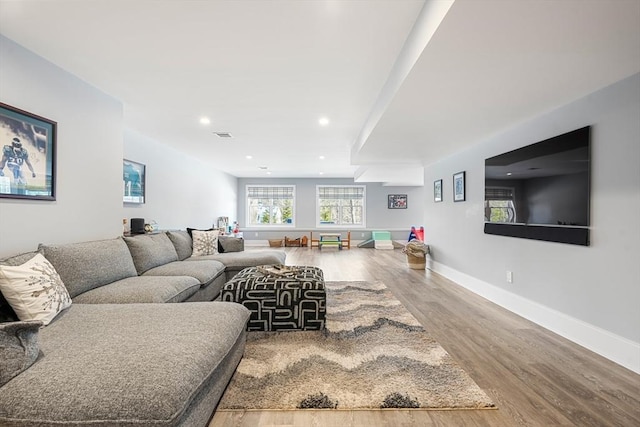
[217,281,496,410]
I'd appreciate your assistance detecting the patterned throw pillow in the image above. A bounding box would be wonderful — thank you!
[192,229,220,256]
[0,253,71,325]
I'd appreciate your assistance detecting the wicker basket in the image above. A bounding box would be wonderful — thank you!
[268,239,283,247]
[406,253,426,270]
[284,237,301,247]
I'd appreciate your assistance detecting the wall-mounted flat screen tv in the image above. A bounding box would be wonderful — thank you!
[484,126,591,246]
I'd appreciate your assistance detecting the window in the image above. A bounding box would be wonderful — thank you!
[485,187,516,223]
[246,185,295,227]
[316,185,365,227]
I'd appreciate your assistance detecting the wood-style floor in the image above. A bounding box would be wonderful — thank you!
[210,247,640,427]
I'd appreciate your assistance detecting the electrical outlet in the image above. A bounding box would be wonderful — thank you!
[361,233,365,238]
[506,271,513,283]
[254,232,258,237]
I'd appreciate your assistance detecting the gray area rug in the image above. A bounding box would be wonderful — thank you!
[218,281,496,410]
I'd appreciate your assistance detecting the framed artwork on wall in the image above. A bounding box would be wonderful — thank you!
[0,103,56,201]
[388,194,407,209]
[434,179,443,202]
[123,159,145,204]
[453,171,466,202]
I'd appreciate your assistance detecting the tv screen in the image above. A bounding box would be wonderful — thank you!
[484,126,591,245]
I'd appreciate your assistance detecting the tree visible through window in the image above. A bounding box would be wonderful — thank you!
[246,185,295,226]
[317,185,365,227]
[485,187,516,223]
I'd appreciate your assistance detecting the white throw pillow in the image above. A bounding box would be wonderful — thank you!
[0,253,71,325]
[192,229,220,256]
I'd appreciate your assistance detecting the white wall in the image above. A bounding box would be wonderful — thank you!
[123,129,237,231]
[0,36,239,257]
[424,73,640,372]
[0,35,124,256]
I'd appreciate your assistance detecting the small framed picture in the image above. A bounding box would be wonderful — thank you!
[453,171,466,202]
[0,103,56,201]
[123,159,146,204]
[388,194,407,209]
[434,179,443,202]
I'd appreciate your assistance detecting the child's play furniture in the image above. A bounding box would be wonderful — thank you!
[309,231,351,249]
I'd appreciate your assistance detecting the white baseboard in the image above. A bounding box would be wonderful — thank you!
[431,261,640,374]
[243,240,384,248]
[244,240,269,247]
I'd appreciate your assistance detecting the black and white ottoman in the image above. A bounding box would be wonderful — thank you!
[221,266,326,331]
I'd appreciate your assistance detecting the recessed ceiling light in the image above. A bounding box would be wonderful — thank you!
[507,172,512,176]
[200,117,211,125]
[266,171,272,175]
[319,172,324,175]
[246,155,253,160]
[319,155,325,160]
[318,117,329,126]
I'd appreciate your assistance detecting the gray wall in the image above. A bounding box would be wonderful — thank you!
[237,178,424,241]
[0,36,238,257]
[424,73,640,371]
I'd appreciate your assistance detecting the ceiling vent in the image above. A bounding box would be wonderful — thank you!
[214,132,233,138]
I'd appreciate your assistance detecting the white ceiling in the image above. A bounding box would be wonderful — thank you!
[1,0,639,185]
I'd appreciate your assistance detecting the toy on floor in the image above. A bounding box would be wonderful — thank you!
[408,226,424,242]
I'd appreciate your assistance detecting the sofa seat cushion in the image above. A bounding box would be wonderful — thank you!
[0,303,250,427]
[39,238,138,298]
[143,260,226,287]
[72,276,200,304]
[188,249,286,270]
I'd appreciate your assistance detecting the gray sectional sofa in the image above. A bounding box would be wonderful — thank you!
[0,230,286,427]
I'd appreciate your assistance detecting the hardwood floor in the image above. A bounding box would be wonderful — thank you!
[210,247,640,427]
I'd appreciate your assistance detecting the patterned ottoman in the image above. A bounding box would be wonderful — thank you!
[221,266,326,331]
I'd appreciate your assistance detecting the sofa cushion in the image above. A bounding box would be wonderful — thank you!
[0,253,72,325]
[124,233,179,275]
[39,238,138,298]
[218,236,244,253]
[0,320,42,387]
[72,276,200,304]
[143,259,225,287]
[0,303,250,426]
[191,229,220,256]
[190,249,286,269]
[166,230,193,260]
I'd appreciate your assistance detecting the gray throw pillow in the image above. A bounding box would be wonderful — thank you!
[219,236,244,253]
[0,320,43,386]
[124,233,179,275]
[166,230,193,260]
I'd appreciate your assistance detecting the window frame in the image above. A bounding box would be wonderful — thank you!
[484,186,517,223]
[245,184,296,228]
[315,184,366,229]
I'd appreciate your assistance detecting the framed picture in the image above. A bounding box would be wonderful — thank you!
[453,171,466,202]
[0,103,56,200]
[388,194,407,209]
[123,159,145,204]
[434,179,443,202]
